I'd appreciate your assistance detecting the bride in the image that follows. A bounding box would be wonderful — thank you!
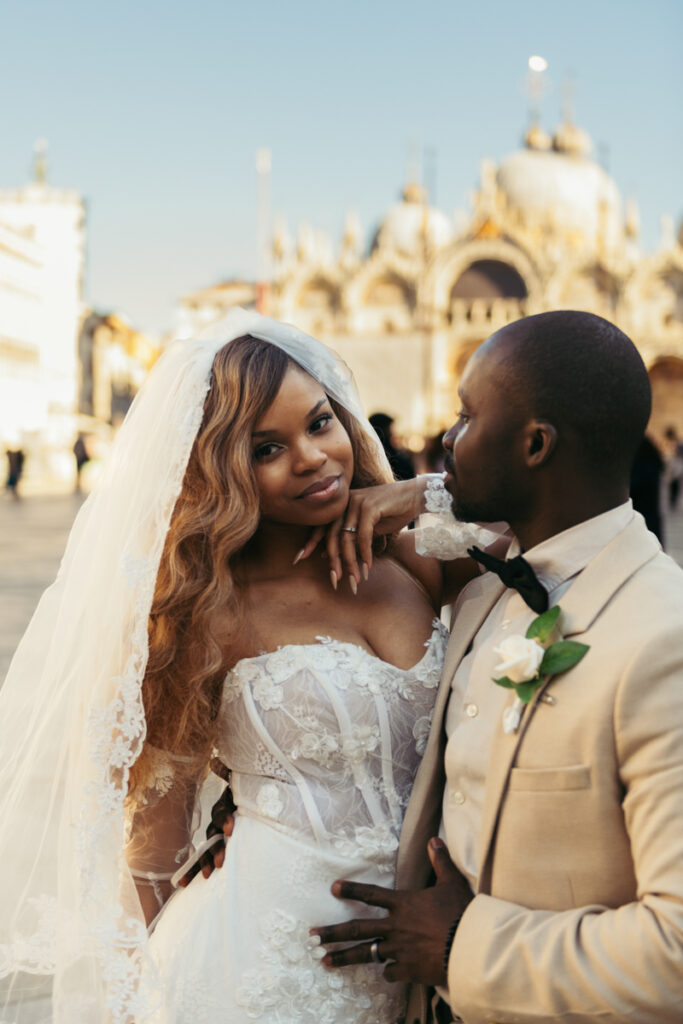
[0,310,490,1023]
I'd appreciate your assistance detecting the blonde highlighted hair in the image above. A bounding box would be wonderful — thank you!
[128,335,393,802]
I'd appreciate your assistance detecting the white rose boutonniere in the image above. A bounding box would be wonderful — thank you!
[493,635,545,683]
[493,605,589,733]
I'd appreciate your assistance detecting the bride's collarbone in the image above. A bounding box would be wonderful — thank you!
[244,556,430,618]
[231,560,435,669]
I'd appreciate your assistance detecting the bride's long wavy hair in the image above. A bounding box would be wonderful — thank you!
[128,335,393,802]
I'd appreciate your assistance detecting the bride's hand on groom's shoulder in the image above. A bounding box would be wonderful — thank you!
[294,478,428,587]
[311,837,473,987]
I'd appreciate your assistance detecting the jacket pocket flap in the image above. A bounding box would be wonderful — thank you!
[508,764,591,791]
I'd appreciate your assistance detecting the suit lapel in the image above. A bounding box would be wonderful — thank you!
[476,685,547,893]
[476,515,660,893]
[440,574,506,721]
[554,515,660,637]
[396,574,505,888]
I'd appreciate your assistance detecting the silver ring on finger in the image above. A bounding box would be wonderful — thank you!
[342,525,358,533]
[369,940,385,964]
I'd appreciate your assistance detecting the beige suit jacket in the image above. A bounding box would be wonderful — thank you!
[397,515,683,1024]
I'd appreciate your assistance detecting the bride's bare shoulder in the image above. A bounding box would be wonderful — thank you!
[384,530,443,610]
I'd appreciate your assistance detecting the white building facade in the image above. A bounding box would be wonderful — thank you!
[179,120,683,445]
[0,173,86,488]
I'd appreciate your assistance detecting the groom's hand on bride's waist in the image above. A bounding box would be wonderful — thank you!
[310,837,473,987]
[177,762,236,887]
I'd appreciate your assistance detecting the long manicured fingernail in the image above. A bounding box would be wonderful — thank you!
[349,576,358,595]
[362,562,369,581]
[330,570,338,591]
[293,548,305,565]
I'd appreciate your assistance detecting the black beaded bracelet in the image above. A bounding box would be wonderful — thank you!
[442,913,464,974]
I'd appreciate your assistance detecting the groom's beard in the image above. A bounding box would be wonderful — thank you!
[453,492,501,524]
[446,457,521,525]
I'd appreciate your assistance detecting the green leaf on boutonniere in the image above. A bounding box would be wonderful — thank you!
[525,605,561,644]
[493,676,516,689]
[539,640,589,676]
[515,680,541,703]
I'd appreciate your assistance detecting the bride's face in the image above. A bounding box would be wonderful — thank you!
[252,364,354,527]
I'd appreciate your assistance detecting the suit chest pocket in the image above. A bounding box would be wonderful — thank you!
[508,764,591,791]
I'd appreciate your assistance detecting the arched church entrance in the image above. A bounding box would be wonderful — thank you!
[449,260,528,328]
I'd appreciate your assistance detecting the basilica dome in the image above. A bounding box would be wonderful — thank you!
[496,123,624,250]
[373,182,454,256]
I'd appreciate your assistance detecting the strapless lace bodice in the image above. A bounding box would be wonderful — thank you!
[215,619,447,871]
[146,620,448,1024]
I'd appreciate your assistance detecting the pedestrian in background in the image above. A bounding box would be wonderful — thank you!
[73,433,90,493]
[4,447,24,500]
[663,425,683,511]
[369,411,415,480]
[630,433,664,541]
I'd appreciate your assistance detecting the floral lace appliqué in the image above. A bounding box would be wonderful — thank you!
[256,782,284,819]
[412,714,433,756]
[333,824,399,872]
[235,909,404,1024]
[341,724,380,766]
[291,728,340,766]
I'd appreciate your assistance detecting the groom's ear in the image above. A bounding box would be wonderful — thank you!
[522,419,557,468]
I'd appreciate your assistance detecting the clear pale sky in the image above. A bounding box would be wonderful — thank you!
[2,0,681,336]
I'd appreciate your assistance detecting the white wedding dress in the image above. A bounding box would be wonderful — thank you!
[145,620,448,1024]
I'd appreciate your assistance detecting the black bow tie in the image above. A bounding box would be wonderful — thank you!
[467,546,549,615]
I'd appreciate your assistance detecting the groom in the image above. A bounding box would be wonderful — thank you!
[311,310,683,1023]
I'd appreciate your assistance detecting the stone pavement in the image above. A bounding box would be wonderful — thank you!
[0,492,85,681]
[0,496,83,1019]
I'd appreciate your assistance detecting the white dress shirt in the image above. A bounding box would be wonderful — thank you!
[440,500,635,888]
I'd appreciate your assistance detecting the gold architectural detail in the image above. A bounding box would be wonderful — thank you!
[474,219,501,240]
[178,124,683,439]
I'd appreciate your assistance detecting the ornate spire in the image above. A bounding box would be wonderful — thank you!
[524,124,552,151]
[340,210,362,269]
[403,181,427,204]
[625,198,641,239]
[553,73,592,155]
[33,138,48,184]
[560,71,576,128]
[525,55,548,142]
[404,140,421,198]
[553,121,592,156]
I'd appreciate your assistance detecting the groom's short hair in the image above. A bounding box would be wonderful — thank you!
[501,310,651,478]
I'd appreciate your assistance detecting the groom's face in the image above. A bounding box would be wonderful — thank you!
[442,336,530,524]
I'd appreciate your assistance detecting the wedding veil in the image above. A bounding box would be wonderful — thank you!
[0,309,390,1023]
